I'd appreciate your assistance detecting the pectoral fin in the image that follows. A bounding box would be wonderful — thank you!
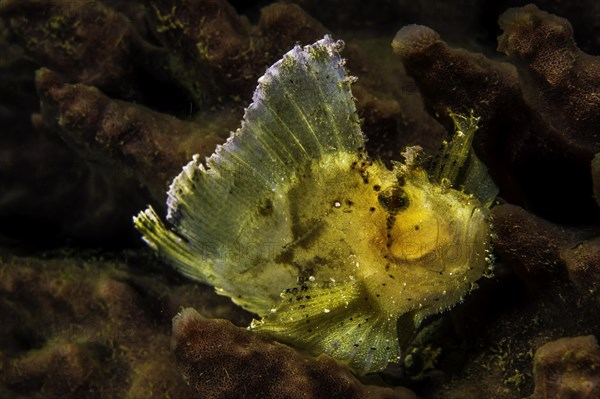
[250,279,401,375]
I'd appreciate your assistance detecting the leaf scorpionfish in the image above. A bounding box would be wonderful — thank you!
[134,36,497,375]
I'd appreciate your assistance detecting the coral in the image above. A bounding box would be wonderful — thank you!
[0,0,144,97]
[490,204,576,283]
[561,237,600,301]
[532,336,600,399]
[0,253,417,398]
[492,203,600,300]
[258,3,327,56]
[147,0,253,104]
[497,4,600,161]
[345,40,445,158]
[0,0,329,108]
[0,253,249,398]
[391,24,521,129]
[528,0,600,54]
[392,7,600,224]
[172,307,416,399]
[147,0,327,105]
[35,68,225,201]
[430,292,600,399]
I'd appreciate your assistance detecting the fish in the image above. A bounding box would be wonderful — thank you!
[133,35,497,375]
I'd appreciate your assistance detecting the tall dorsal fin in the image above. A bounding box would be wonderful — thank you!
[134,36,364,314]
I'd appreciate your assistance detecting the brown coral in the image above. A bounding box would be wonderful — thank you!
[148,0,253,104]
[498,4,600,160]
[561,238,600,301]
[491,203,600,299]
[147,0,327,106]
[172,307,416,399]
[392,7,600,224]
[0,0,142,96]
[532,336,600,399]
[35,68,225,201]
[491,204,576,284]
[0,253,249,398]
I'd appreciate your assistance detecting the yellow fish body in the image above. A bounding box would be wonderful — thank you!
[134,36,496,375]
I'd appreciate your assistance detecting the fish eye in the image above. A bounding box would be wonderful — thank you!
[378,187,410,213]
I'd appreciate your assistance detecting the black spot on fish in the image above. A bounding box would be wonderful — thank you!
[258,198,274,216]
